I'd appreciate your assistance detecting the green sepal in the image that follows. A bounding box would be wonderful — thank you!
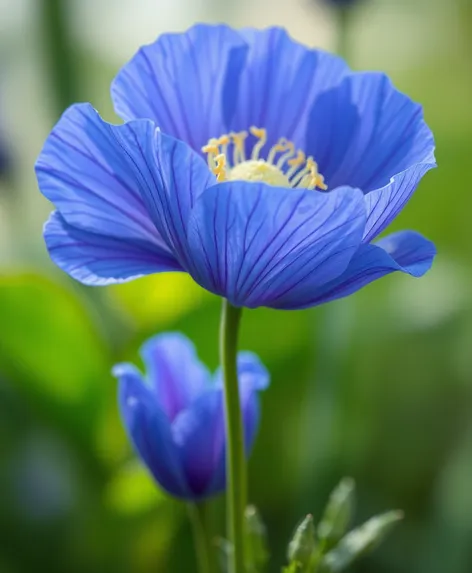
[215,537,232,573]
[245,505,269,572]
[317,478,355,550]
[319,510,403,572]
[287,514,316,570]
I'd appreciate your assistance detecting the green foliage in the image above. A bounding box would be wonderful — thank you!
[284,480,402,573]
[317,478,355,550]
[282,564,304,573]
[287,515,316,570]
[245,505,270,572]
[0,274,110,446]
[319,511,403,573]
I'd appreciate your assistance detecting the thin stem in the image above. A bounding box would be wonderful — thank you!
[188,502,213,573]
[220,299,245,573]
[335,5,351,62]
[40,0,79,114]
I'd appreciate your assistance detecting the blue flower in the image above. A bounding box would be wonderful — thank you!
[113,333,269,500]
[36,25,436,310]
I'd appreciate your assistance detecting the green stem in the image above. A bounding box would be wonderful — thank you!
[40,0,79,114]
[188,502,213,573]
[335,5,351,61]
[220,299,245,573]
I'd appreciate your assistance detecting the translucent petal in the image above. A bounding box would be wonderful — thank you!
[305,72,435,193]
[36,103,170,253]
[187,182,366,308]
[172,353,269,497]
[140,333,211,422]
[111,24,247,152]
[275,230,436,309]
[44,212,180,286]
[227,27,349,151]
[115,364,190,498]
[362,162,435,242]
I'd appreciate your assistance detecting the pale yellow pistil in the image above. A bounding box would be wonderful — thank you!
[202,126,327,191]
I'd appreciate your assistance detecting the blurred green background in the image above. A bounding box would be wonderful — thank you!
[0,0,471,571]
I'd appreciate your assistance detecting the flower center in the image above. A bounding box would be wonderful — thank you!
[202,127,327,191]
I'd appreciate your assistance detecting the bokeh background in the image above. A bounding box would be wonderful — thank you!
[1,0,471,571]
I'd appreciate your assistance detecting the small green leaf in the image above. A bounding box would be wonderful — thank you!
[215,537,233,573]
[320,510,404,572]
[245,505,269,572]
[287,514,316,569]
[317,478,355,549]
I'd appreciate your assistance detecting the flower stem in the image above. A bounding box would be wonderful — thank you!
[335,5,352,61]
[220,299,245,573]
[188,502,213,573]
[40,0,79,114]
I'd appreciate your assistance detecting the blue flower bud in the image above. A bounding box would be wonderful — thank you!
[113,332,269,500]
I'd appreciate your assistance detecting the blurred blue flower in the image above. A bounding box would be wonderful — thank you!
[113,333,269,500]
[36,25,436,310]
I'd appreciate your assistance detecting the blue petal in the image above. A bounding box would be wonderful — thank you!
[37,103,213,274]
[227,352,269,453]
[36,103,172,255]
[171,388,226,498]
[186,182,366,308]
[111,26,348,155]
[140,333,211,422]
[134,128,216,269]
[227,28,349,151]
[274,230,436,309]
[362,162,435,243]
[44,212,181,285]
[305,72,435,193]
[172,353,269,498]
[111,24,248,152]
[114,363,190,498]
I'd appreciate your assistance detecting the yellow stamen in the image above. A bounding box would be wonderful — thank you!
[267,138,289,165]
[316,174,328,191]
[275,140,296,169]
[231,131,248,165]
[305,158,328,191]
[250,127,267,160]
[217,135,230,163]
[201,139,220,169]
[286,150,306,179]
[213,154,227,182]
[290,157,318,188]
[202,128,327,191]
